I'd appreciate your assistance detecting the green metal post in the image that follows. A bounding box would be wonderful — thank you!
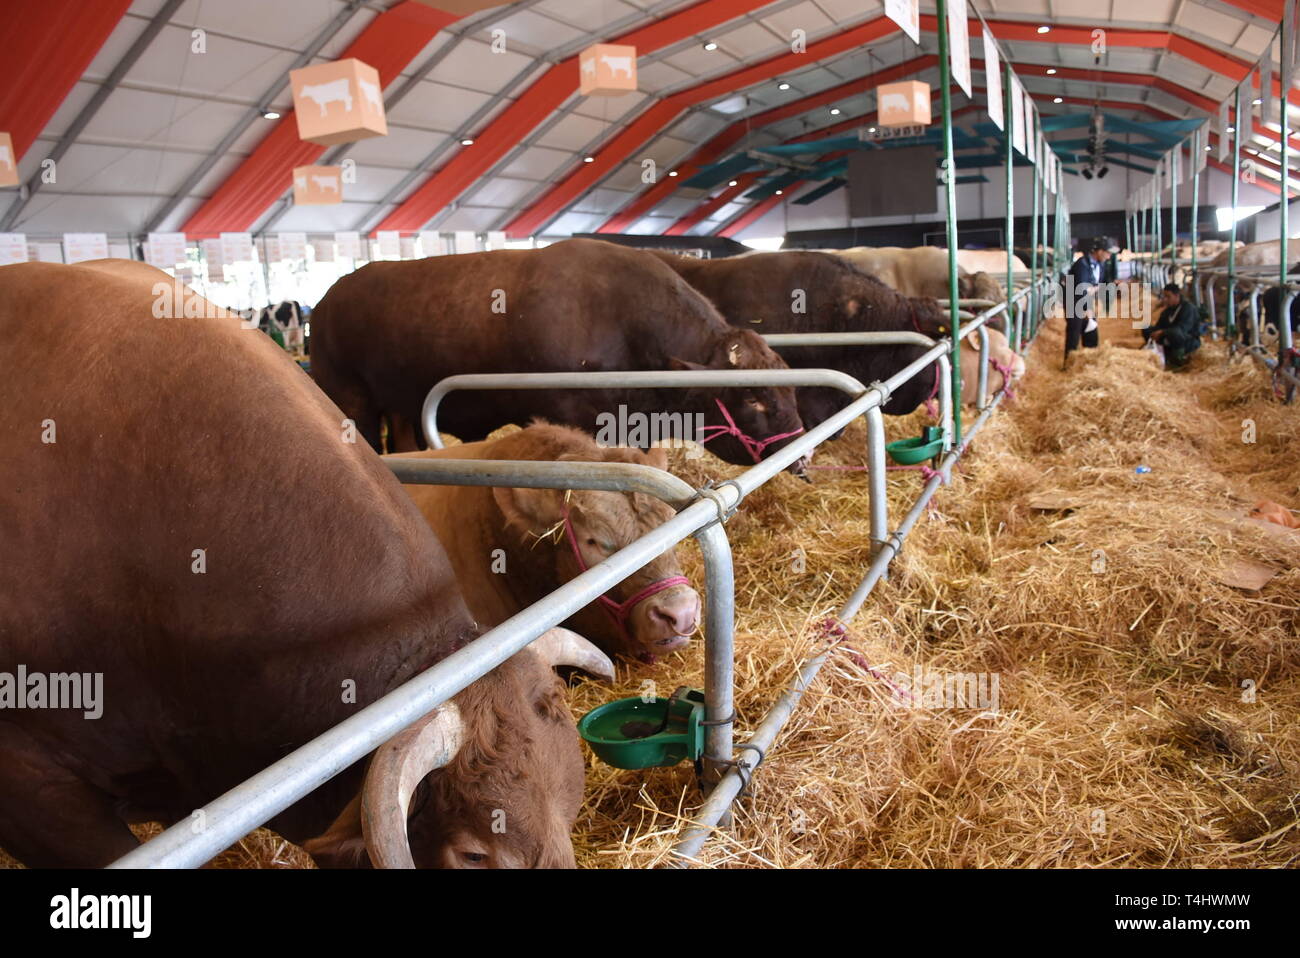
[936,0,962,443]
[1191,132,1200,301]
[1004,60,1016,352]
[1228,85,1242,340]
[1281,9,1291,350]
[1171,145,1178,278]
[1029,140,1040,338]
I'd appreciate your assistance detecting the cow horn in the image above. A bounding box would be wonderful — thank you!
[360,703,464,869]
[530,626,615,681]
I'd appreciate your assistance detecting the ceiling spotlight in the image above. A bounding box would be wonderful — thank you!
[1097,166,1109,178]
[778,81,791,90]
[583,156,595,163]
[1046,68,1057,75]
[460,137,474,145]
[729,180,738,186]
[668,170,679,177]
[1037,25,1051,34]
[1053,97,1063,103]
[1082,168,1093,180]
[775,190,784,195]
[1205,145,1212,151]
[1253,98,1263,105]
[1226,126,1235,133]
[703,41,718,51]
[830,107,841,115]
[868,126,877,133]
[262,111,281,120]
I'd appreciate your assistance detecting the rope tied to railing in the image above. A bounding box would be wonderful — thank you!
[698,398,805,464]
[990,357,1018,402]
[816,617,915,704]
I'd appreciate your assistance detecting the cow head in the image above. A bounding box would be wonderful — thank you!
[670,330,807,472]
[491,451,701,663]
[305,628,611,869]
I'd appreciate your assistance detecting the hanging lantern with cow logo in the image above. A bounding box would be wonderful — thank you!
[876,80,931,128]
[292,165,344,205]
[578,44,637,96]
[0,132,18,188]
[289,59,388,146]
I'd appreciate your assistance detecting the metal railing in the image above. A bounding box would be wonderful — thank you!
[109,279,1045,870]
[1185,266,1300,398]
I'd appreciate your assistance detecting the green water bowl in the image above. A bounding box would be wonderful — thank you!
[886,425,945,465]
[578,687,705,770]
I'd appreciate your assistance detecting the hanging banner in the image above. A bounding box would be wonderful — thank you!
[1195,125,1207,174]
[310,237,335,263]
[982,29,1003,130]
[376,230,401,259]
[200,239,226,281]
[62,233,109,264]
[884,0,920,45]
[1217,98,1230,161]
[335,231,363,260]
[146,232,187,268]
[220,232,253,263]
[1261,58,1273,125]
[0,232,27,266]
[279,232,308,261]
[946,0,972,97]
[1011,75,1026,155]
[419,231,443,256]
[1024,99,1036,166]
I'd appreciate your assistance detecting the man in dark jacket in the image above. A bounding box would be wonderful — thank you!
[1145,283,1201,369]
[1065,239,1109,364]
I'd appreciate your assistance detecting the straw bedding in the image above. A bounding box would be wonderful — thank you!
[3,295,1297,869]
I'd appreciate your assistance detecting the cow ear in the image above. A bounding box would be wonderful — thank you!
[669,356,707,371]
[304,795,373,869]
[492,485,564,534]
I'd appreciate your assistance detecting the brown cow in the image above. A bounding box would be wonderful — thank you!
[0,260,610,869]
[391,424,701,663]
[309,238,805,470]
[652,250,959,425]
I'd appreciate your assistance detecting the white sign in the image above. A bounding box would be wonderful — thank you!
[453,231,477,255]
[400,235,417,260]
[1195,125,1207,174]
[1023,89,1036,163]
[377,230,402,259]
[147,232,187,268]
[1011,75,1026,156]
[36,243,64,264]
[279,231,308,261]
[1261,61,1272,125]
[310,238,335,263]
[335,230,363,260]
[884,0,920,45]
[946,0,972,97]
[485,230,508,251]
[201,239,226,281]
[261,235,281,263]
[1217,99,1230,162]
[0,233,28,266]
[220,232,253,263]
[62,232,109,264]
[982,29,1003,131]
[418,231,443,256]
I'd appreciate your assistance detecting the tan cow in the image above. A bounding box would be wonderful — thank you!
[391,424,701,664]
[830,246,1004,303]
[958,327,1025,406]
[954,249,1029,284]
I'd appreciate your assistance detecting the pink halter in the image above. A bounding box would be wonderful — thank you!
[990,357,1018,401]
[561,501,690,649]
[698,398,805,463]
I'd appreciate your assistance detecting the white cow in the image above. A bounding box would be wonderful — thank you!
[312,174,340,194]
[600,54,633,78]
[359,78,382,112]
[294,174,307,192]
[581,58,597,78]
[880,92,909,117]
[0,144,12,171]
[298,78,352,116]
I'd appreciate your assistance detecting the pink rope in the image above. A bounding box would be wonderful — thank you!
[562,502,689,650]
[817,618,915,703]
[989,357,1018,402]
[697,397,805,464]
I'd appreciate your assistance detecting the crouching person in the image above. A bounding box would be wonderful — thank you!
[1145,283,1201,369]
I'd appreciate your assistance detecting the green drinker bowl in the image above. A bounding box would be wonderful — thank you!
[886,425,945,465]
[578,687,706,770]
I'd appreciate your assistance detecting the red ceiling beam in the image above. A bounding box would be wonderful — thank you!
[599,52,939,233]
[0,0,133,161]
[180,1,460,238]
[506,14,910,238]
[371,0,774,235]
[666,171,761,235]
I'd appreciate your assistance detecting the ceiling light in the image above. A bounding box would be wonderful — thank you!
[668,170,679,177]
[778,82,791,90]
[775,190,784,195]
[729,180,738,186]
[262,111,281,120]
[868,126,877,133]
[1037,25,1051,34]
[1226,126,1235,133]
[460,138,474,146]
[1053,97,1063,103]
[830,107,841,115]
[1046,68,1057,75]
[1205,145,1212,151]
[1253,98,1263,105]
[1097,166,1109,178]
[703,41,718,51]
[583,156,595,163]
[1082,168,1093,180]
